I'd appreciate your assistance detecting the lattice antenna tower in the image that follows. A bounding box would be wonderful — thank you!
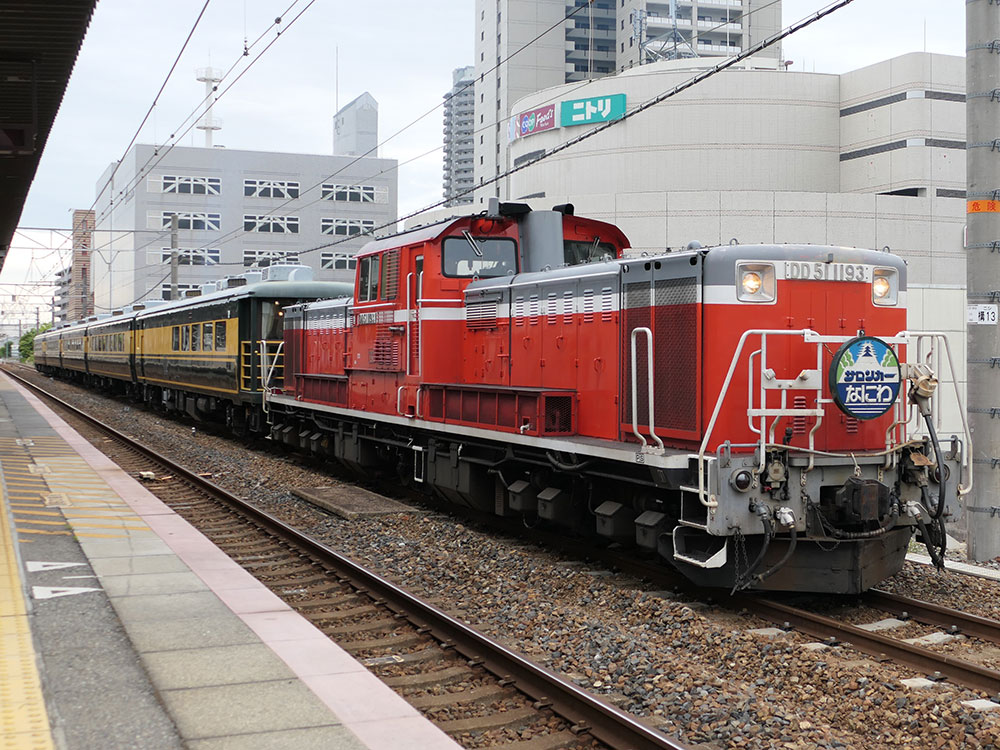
[196,67,223,147]
[641,0,698,63]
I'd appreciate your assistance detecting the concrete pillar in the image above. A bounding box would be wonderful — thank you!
[966,0,1000,560]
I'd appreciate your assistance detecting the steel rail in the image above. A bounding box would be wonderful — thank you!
[865,589,1000,646]
[3,368,690,750]
[735,595,1000,695]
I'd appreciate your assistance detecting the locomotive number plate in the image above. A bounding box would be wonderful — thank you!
[783,262,871,283]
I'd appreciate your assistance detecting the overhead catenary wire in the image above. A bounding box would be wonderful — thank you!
[76,0,784,271]
[98,0,790,274]
[51,0,846,312]
[90,0,213,216]
[93,0,311,225]
[104,0,605,264]
[291,0,857,261]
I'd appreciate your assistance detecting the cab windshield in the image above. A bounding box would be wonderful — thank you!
[442,236,517,278]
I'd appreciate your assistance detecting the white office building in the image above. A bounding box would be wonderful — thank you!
[92,144,397,311]
[334,92,379,157]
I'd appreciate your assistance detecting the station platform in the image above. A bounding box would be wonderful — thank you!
[0,372,461,750]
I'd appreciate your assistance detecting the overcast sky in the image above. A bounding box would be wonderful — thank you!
[0,0,966,329]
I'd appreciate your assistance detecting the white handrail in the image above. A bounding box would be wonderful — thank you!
[696,328,972,508]
[629,327,664,451]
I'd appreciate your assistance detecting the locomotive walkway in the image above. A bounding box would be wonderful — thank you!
[0,372,459,750]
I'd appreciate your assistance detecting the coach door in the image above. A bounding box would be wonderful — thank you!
[408,254,423,376]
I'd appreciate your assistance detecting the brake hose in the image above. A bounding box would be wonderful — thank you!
[923,414,948,520]
[756,527,798,584]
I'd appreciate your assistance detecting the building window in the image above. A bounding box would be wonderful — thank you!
[243,249,299,267]
[243,179,300,199]
[158,175,221,195]
[152,212,221,231]
[156,247,221,266]
[320,184,388,203]
[320,252,358,270]
[320,217,375,236]
[243,214,299,233]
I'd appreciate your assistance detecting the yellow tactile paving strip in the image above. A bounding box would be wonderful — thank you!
[0,432,156,750]
[0,443,54,750]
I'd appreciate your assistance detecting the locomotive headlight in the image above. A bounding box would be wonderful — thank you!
[736,262,776,302]
[873,276,890,299]
[872,268,898,306]
[741,271,762,295]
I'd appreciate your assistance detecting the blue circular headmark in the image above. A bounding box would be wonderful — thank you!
[828,336,901,420]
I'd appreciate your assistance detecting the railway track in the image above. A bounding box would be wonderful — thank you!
[583,549,1000,698]
[3,367,689,750]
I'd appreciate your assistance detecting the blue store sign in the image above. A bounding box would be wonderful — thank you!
[829,336,901,420]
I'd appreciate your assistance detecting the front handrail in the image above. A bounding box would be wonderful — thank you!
[694,329,971,509]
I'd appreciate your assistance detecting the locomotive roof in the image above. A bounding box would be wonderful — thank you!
[700,243,907,287]
[355,217,459,258]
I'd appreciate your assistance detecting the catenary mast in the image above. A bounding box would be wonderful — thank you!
[966,0,1000,560]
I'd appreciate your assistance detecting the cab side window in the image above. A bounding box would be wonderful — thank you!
[357,255,381,302]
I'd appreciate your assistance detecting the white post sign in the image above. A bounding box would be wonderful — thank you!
[968,304,999,325]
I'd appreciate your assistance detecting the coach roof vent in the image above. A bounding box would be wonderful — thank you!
[200,282,218,295]
[184,289,202,298]
[242,271,264,285]
[263,263,315,282]
[221,276,247,288]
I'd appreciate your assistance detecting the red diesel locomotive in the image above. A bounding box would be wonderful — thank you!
[267,199,968,593]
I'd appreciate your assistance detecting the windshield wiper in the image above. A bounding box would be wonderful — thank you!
[462,230,484,257]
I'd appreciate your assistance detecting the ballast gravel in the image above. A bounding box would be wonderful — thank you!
[22,370,1000,749]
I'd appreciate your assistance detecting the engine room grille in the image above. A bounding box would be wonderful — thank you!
[466,299,498,329]
[622,277,699,435]
[370,339,401,370]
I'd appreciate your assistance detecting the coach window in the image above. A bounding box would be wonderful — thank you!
[191,325,201,351]
[202,322,213,350]
[182,326,190,351]
[215,320,226,351]
[172,326,180,351]
[442,236,517,278]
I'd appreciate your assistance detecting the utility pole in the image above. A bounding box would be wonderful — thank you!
[170,213,179,301]
[966,0,1000,560]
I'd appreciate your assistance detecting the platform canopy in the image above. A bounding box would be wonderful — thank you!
[0,0,98,273]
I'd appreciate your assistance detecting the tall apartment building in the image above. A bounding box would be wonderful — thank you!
[334,92,379,157]
[52,267,70,324]
[473,0,779,205]
[91,144,397,311]
[443,66,476,206]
